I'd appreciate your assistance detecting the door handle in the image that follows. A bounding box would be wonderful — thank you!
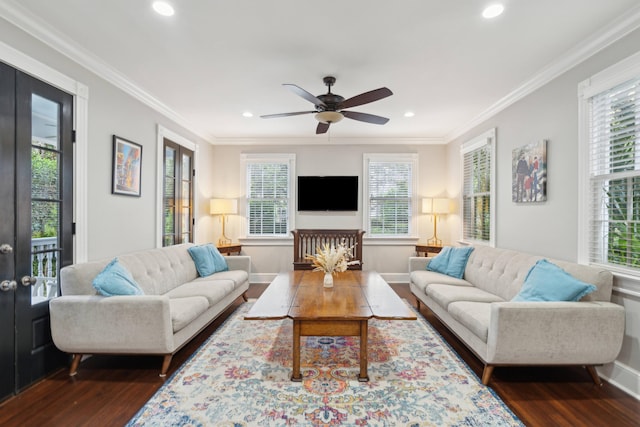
[0,243,13,254]
[0,280,17,291]
[21,276,37,287]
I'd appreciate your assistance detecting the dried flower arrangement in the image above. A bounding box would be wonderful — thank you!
[305,241,360,274]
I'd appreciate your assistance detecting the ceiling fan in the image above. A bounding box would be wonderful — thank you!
[261,76,393,134]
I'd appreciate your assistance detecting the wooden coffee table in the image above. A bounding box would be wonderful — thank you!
[244,270,416,382]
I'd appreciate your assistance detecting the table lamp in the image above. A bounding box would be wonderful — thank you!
[210,198,237,246]
[422,197,449,246]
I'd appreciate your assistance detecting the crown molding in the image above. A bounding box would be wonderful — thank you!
[4,0,639,147]
[446,4,640,143]
[212,136,445,146]
[0,0,216,143]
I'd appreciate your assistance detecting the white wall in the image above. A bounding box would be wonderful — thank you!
[446,27,640,399]
[0,17,216,261]
[209,144,449,282]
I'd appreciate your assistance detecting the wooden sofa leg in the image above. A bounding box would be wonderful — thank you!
[69,354,83,376]
[242,291,248,302]
[160,354,173,377]
[415,297,421,311]
[586,365,603,386]
[482,365,494,385]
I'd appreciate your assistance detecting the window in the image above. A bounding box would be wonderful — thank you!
[241,153,295,237]
[364,153,418,237]
[580,67,640,273]
[162,138,194,246]
[461,128,495,246]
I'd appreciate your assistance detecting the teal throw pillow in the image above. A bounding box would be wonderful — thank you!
[426,246,474,279]
[92,258,144,296]
[512,259,597,302]
[188,244,229,277]
[208,244,229,273]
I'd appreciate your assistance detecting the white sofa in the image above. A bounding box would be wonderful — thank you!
[50,243,250,377]
[409,245,625,385]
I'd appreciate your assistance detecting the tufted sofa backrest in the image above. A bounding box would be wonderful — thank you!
[59,243,199,296]
[463,245,613,302]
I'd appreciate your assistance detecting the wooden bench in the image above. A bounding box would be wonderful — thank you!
[291,229,365,270]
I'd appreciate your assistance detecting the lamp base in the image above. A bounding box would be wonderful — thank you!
[217,236,231,246]
[427,237,442,247]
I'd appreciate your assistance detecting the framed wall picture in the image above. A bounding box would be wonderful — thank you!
[112,135,142,197]
[512,140,547,203]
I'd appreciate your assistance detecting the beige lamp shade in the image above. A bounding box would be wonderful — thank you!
[432,198,450,214]
[422,197,450,214]
[210,198,238,215]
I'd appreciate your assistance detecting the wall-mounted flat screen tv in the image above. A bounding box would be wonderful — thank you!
[297,176,358,211]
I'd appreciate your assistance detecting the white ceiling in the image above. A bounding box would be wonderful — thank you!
[4,0,640,143]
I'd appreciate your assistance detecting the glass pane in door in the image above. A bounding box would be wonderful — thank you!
[181,153,192,243]
[30,94,62,305]
[163,146,177,246]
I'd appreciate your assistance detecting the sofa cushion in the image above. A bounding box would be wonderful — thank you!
[187,244,229,277]
[448,301,492,343]
[170,296,209,333]
[193,270,249,290]
[410,271,472,294]
[92,258,144,296]
[512,259,597,302]
[165,279,235,306]
[427,246,474,279]
[427,283,503,309]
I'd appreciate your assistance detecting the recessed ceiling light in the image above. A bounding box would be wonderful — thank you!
[404,111,415,118]
[242,112,253,118]
[152,1,175,17]
[482,4,504,19]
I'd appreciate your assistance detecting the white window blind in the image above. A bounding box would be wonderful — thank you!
[461,129,495,244]
[587,76,640,271]
[365,155,416,236]
[245,158,292,236]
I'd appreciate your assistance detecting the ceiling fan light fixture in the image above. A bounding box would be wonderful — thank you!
[315,111,344,124]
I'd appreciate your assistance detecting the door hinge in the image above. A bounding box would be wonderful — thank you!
[192,169,196,177]
[72,222,76,235]
[72,130,77,142]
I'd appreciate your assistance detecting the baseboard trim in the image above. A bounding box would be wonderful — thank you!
[598,360,640,400]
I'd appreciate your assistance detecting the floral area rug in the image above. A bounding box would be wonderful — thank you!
[127,301,522,426]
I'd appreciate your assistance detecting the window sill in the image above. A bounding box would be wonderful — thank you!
[363,236,419,245]
[238,236,292,246]
[611,271,640,298]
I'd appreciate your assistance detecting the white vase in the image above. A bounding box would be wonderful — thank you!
[323,272,334,288]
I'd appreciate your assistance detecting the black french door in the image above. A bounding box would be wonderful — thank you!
[0,62,73,401]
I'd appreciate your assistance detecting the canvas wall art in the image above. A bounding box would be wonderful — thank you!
[112,135,142,197]
[512,140,547,203]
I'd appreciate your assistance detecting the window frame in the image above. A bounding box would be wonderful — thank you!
[363,153,419,239]
[578,50,640,278]
[240,153,295,239]
[460,128,496,247]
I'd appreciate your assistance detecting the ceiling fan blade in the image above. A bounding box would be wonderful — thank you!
[284,84,326,107]
[316,122,330,134]
[342,110,389,125]
[260,111,316,119]
[340,87,393,109]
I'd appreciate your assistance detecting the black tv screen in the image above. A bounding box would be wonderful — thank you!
[297,176,358,211]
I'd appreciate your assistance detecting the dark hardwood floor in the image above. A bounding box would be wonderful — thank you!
[1,283,638,426]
